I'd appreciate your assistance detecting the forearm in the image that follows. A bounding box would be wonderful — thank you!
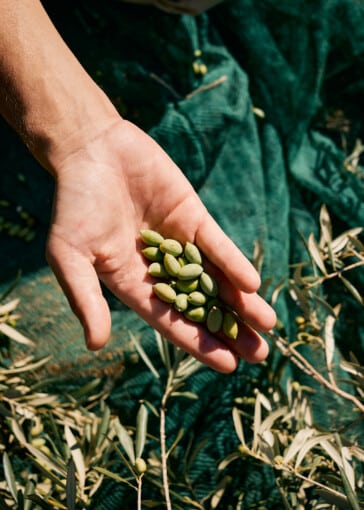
[0,0,118,172]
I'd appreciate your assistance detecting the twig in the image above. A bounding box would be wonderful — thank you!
[160,372,174,510]
[185,75,227,100]
[305,259,364,289]
[270,333,364,413]
[149,73,182,100]
[137,476,143,510]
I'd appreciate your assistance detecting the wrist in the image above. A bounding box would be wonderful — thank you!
[0,0,120,174]
[23,78,120,175]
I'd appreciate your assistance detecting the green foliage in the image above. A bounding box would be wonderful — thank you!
[0,205,363,509]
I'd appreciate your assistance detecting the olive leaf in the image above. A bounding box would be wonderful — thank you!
[26,495,57,510]
[135,404,148,460]
[64,425,86,496]
[324,314,336,370]
[113,417,135,465]
[154,330,171,372]
[308,233,327,275]
[96,404,111,449]
[0,323,34,346]
[3,451,18,502]
[66,457,77,510]
[210,475,231,510]
[339,275,363,305]
[94,466,137,491]
[232,407,246,447]
[0,298,19,316]
[129,332,160,380]
[283,428,315,464]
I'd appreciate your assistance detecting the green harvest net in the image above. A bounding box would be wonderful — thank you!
[0,0,363,507]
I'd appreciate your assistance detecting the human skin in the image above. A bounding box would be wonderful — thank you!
[0,0,276,373]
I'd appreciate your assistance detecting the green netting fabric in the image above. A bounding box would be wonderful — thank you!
[0,0,364,507]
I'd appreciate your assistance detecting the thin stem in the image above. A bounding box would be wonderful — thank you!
[271,333,364,414]
[160,371,174,510]
[305,259,364,289]
[185,76,227,99]
[160,394,172,510]
[137,476,143,510]
[285,467,349,500]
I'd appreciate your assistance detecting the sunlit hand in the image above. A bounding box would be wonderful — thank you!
[46,119,276,373]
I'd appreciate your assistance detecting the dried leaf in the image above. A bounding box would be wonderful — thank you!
[319,439,343,469]
[10,418,27,444]
[295,433,332,468]
[289,284,311,317]
[324,314,336,369]
[341,447,356,492]
[284,428,315,464]
[339,360,364,378]
[252,393,262,453]
[210,475,231,509]
[259,406,288,434]
[319,204,333,246]
[347,234,364,253]
[252,240,264,275]
[308,233,327,275]
[0,323,35,346]
[0,356,51,375]
[0,298,19,316]
[135,404,148,459]
[331,228,362,253]
[260,430,276,461]
[23,395,57,407]
[217,452,241,471]
[340,276,363,305]
[170,391,198,399]
[350,445,364,463]
[232,407,245,446]
[25,443,67,476]
[270,278,287,306]
[64,426,85,495]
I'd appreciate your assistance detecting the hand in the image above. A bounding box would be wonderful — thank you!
[0,0,275,372]
[46,119,276,373]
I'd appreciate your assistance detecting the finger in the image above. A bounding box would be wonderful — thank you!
[195,216,261,293]
[133,294,240,374]
[46,235,111,350]
[201,260,277,332]
[221,321,269,364]
[100,259,239,373]
[133,294,268,369]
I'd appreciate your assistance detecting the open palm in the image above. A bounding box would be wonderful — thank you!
[47,120,276,373]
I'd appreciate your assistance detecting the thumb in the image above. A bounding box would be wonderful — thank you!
[46,236,111,350]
